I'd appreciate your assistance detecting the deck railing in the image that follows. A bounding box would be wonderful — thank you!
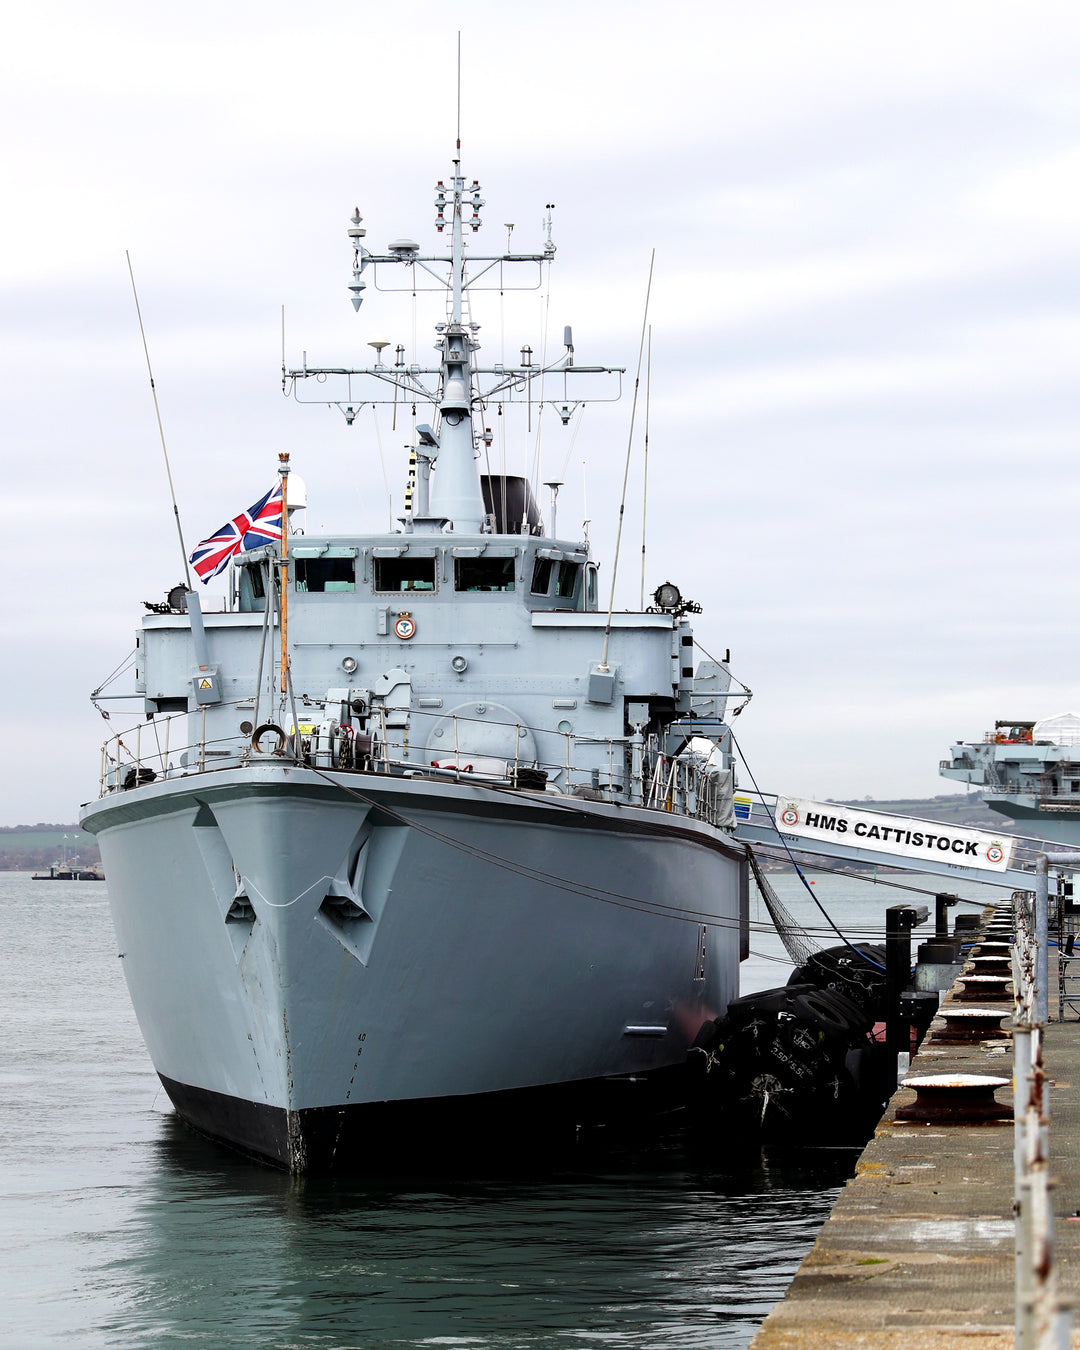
[97,702,735,830]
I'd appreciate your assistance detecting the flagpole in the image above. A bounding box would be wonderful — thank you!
[278,453,290,697]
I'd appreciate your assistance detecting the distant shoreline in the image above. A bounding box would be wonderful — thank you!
[0,796,999,873]
[0,824,100,872]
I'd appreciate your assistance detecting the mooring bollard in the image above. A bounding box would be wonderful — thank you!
[897,1073,1011,1123]
[955,973,1013,1002]
[931,1006,1010,1043]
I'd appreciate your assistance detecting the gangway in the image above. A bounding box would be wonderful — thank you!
[734,790,1065,892]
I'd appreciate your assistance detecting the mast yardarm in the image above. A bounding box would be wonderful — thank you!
[283,159,626,533]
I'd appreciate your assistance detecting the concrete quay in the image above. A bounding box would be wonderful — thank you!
[750,934,1080,1349]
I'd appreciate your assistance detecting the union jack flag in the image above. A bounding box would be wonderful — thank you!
[189,481,284,583]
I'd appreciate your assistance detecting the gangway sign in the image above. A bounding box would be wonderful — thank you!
[772,796,1013,873]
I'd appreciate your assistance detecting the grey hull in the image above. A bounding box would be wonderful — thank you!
[984,799,1080,847]
[83,765,746,1170]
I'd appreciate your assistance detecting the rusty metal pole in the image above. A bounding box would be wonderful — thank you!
[1014,1021,1035,1350]
[1014,853,1080,1350]
[1036,858,1050,1025]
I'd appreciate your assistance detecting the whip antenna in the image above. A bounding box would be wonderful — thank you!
[126,251,193,590]
[639,324,652,610]
[600,249,655,672]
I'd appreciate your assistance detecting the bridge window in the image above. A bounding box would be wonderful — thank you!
[237,562,274,611]
[296,557,356,593]
[455,557,515,592]
[374,558,437,592]
[556,561,579,599]
[531,557,553,595]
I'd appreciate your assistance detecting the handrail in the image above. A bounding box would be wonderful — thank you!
[1013,863,1076,1349]
[95,701,735,830]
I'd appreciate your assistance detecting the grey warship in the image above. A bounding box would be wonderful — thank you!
[80,153,748,1170]
[941,713,1080,845]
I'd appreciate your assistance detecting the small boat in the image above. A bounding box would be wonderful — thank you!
[32,862,104,881]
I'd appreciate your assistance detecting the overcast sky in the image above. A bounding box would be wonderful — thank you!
[3,0,1080,823]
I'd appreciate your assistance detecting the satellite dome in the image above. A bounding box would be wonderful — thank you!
[286,473,307,511]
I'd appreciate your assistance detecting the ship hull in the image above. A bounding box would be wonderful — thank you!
[81,765,746,1171]
[985,797,1080,847]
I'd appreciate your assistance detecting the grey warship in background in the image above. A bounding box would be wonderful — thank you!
[941,712,1080,845]
[80,153,748,1171]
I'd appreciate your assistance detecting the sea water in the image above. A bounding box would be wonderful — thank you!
[0,866,999,1348]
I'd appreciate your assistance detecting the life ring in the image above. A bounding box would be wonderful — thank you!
[251,723,288,755]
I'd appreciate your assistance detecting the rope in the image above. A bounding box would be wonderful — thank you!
[306,763,750,930]
[729,727,886,971]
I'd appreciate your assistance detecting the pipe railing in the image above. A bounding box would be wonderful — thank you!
[1012,854,1080,1350]
[96,704,735,829]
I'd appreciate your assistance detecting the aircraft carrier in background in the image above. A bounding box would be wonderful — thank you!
[941,712,1080,846]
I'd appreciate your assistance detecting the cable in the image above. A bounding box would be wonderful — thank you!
[729,727,886,971]
[748,844,991,903]
[90,650,138,701]
[599,250,655,672]
[304,763,753,930]
[692,635,753,708]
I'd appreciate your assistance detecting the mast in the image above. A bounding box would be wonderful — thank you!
[283,164,626,530]
[427,163,486,532]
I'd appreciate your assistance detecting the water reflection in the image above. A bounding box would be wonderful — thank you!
[1,871,877,1350]
[103,1118,853,1349]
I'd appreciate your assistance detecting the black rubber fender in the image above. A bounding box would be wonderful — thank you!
[791,987,867,1039]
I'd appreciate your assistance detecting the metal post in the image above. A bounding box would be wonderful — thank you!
[885,904,929,1076]
[1014,855,1080,1350]
[1014,1021,1034,1350]
[935,892,958,939]
[1036,859,1050,1026]
[629,727,644,806]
